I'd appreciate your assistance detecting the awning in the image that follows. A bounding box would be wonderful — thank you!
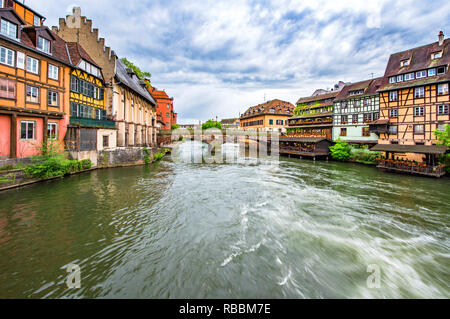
[369,119,389,125]
[370,144,448,154]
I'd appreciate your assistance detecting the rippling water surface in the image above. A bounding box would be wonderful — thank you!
[0,142,449,298]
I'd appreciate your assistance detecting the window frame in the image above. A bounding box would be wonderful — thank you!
[47,90,59,107]
[415,70,427,79]
[389,91,398,102]
[362,127,370,137]
[26,56,40,74]
[437,83,449,96]
[37,36,51,54]
[414,106,425,117]
[388,125,398,135]
[1,18,18,39]
[26,85,40,104]
[389,109,398,118]
[48,64,59,80]
[20,120,36,140]
[340,128,347,137]
[437,104,449,115]
[47,122,58,140]
[414,124,425,135]
[414,87,425,99]
[0,46,15,67]
[0,76,16,99]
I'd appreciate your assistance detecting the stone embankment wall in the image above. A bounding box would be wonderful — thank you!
[98,147,158,167]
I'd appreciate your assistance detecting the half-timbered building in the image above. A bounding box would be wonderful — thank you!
[370,32,449,177]
[333,78,382,144]
[0,1,72,159]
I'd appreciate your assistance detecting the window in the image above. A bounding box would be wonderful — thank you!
[352,114,358,124]
[401,60,410,67]
[389,109,398,118]
[389,77,396,84]
[1,19,17,39]
[16,51,25,69]
[437,66,447,75]
[26,56,39,74]
[71,102,79,117]
[26,86,39,103]
[364,98,370,106]
[47,123,58,140]
[396,75,403,82]
[0,46,15,66]
[341,115,348,124]
[349,90,364,96]
[34,16,41,27]
[363,113,373,123]
[373,113,380,121]
[37,37,51,54]
[340,128,347,136]
[354,100,360,108]
[414,87,425,98]
[414,125,425,134]
[416,70,427,79]
[437,104,449,115]
[48,91,58,107]
[341,101,347,109]
[431,51,443,60]
[389,126,398,135]
[71,75,79,93]
[103,136,109,148]
[389,91,398,102]
[0,77,15,99]
[48,64,59,80]
[362,127,370,137]
[404,73,414,81]
[414,106,425,117]
[437,83,449,95]
[428,69,436,77]
[20,121,35,140]
[437,123,446,131]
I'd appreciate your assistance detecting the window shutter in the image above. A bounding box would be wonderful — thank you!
[16,52,25,69]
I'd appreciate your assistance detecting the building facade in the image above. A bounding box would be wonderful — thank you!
[333,78,382,144]
[370,32,449,176]
[64,43,117,163]
[147,82,176,130]
[0,2,72,159]
[240,99,294,132]
[52,7,157,149]
[221,118,240,129]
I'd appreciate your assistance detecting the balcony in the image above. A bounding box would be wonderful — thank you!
[70,117,116,129]
[376,159,446,177]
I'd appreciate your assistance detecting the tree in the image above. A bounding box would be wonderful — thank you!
[434,124,450,173]
[171,124,180,130]
[121,58,151,82]
[329,140,352,161]
[434,124,450,147]
[202,120,222,130]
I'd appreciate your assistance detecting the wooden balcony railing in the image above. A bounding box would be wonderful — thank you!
[376,159,446,177]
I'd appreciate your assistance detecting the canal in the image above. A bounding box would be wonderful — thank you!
[0,142,449,298]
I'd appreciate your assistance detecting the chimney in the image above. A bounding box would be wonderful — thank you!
[439,31,445,46]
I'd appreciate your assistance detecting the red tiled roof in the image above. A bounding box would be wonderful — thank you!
[147,84,171,99]
[241,99,295,119]
[379,37,450,90]
[335,77,383,101]
[296,91,340,105]
[66,42,101,69]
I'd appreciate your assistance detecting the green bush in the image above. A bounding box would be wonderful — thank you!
[202,120,222,130]
[154,152,164,161]
[350,148,381,165]
[171,124,180,130]
[329,140,352,161]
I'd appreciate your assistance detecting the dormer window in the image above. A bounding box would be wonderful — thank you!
[396,75,403,82]
[33,16,41,27]
[401,59,410,67]
[416,70,427,79]
[389,77,396,84]
[38,37,51,54]
[404,72,415,81]
[1,19,18,40]
[431,51,443,60]
[437,66,447,75]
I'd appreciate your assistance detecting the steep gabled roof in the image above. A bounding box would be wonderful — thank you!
[335,77,383,101]
[115,59,156,106]
[66,42,101,69]
[241,99,294,119]
[379,37,450,91]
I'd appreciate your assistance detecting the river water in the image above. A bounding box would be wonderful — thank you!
[0,142,449,298]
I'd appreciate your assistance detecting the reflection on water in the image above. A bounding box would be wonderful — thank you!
[0,142,449,298]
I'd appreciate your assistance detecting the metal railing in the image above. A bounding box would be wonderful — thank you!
[377,159,446,177]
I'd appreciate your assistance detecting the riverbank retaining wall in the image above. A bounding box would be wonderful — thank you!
[97,147,158,167]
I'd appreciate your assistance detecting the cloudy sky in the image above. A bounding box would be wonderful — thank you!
[29,0,450,123]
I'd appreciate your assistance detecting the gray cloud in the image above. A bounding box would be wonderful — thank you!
[31,0,450,123]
